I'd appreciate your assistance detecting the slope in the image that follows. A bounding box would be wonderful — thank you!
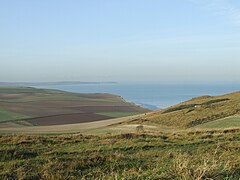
[129,91,240,128]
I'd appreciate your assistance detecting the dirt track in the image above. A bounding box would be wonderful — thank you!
[0,114,146,134]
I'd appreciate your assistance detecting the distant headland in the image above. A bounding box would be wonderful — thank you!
[0,81,117,86]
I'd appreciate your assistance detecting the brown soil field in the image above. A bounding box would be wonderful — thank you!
[71,105,149,113]
[25,113,112,126]
[0,102,147,117]
[0,87,150,129]
[0,103,80,116]
[71,93,123,99]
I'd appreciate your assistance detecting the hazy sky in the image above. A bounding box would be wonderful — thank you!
[1,0,240,83]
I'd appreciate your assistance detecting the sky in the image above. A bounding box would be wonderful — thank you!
[1,0,240,83]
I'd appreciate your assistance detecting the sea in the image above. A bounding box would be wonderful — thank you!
[33,83,240,110]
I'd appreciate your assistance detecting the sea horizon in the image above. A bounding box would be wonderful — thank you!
[32,83,240,110]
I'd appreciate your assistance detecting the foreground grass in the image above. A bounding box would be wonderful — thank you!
[1,129,240,179]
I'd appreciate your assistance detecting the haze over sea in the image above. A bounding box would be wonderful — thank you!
[34,83,240,110]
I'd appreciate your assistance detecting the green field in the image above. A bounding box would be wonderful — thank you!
[1,129,240,179]
[195,115,240,129]
[0,109,29,122]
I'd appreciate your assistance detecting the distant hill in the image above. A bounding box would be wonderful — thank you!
[129,91,240,128]
[0,87,149,127]
[0,81,117,86]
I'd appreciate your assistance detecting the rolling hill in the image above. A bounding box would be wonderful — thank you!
[0,86,149,128]
[1,89,240,179]
[128,91,240,129]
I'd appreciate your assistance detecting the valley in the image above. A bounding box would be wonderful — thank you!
[1,87,240,179]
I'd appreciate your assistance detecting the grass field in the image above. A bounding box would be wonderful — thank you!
[1,129,240,179]
[132,91,240,128]
[195,115,240,129]
[0,109,29,122]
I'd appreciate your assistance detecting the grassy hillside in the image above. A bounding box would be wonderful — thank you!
[195,115,240,129]
[0,86,149,127]
[131,91,240,129]
[1,129,240,179]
